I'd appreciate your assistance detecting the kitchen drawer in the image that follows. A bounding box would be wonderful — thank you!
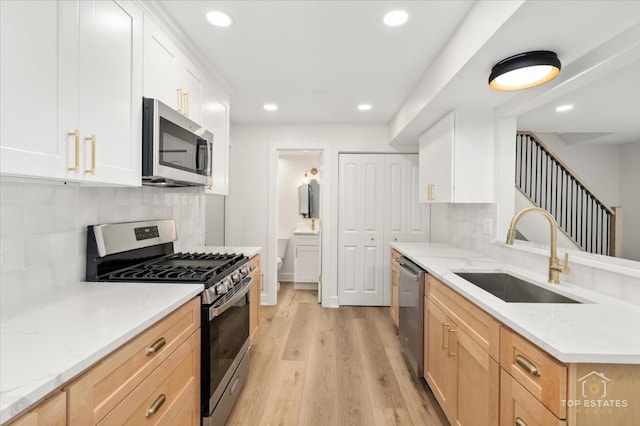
[391,249,401,265]
[66,297,200,424]
[500,327,567,419]
[7,391,66,426]
[500,369,566,426]
[427,275,500,360]
[248,253,261,270]
[98,330,200,425]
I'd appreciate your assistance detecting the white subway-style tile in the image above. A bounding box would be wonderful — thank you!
[1,237,25,272]
[24,234,53,268]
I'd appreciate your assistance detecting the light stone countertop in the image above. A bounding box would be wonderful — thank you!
[0,281,203,425]
[391,242,640,364]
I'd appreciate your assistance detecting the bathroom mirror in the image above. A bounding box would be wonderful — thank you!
[299,180,320,218]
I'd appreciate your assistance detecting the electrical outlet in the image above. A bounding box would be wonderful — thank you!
[482,218,493,235]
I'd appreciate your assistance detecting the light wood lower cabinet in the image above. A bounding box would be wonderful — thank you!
[249,254,262,345]
[65,297,200,425]
[501,370,566,426]
[424,275,500,426]
[6,392,66,426]
[390,249,400,327]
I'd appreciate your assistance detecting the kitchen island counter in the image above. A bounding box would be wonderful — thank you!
[391,242,640,364]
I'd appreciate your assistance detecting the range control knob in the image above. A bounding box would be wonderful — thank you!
[231,271,241,283]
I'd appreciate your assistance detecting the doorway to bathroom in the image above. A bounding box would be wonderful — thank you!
[276,150,323,304]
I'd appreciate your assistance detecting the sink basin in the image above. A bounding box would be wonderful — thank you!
[454,272,581,304]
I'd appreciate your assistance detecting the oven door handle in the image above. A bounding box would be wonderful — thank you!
[208,276,254,320]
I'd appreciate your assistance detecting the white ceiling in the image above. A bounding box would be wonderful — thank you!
[153,0,640,145]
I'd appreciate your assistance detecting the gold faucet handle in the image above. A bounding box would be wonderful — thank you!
[561,252,570,274]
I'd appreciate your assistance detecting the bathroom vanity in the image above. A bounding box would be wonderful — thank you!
[293,233,320,290]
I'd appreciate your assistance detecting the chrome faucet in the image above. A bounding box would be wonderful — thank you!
[505,207,570,284]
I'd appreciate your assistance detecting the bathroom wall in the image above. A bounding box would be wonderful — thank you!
[277,152,321,281]
[0,179,208,315]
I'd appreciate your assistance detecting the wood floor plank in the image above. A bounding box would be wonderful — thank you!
[334,307,377,425]
[226,284,447,426]
[257,360,306,426]
[354,310,406,409]
[281,302,317,361]
[385,347,448,426]
[373,407,415,426]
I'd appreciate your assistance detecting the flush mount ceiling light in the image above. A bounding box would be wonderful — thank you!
[357,103,372,111]
[263,103,278,111]
[206,11,233,27]
[489,51,561,91]
[383,10,409,27]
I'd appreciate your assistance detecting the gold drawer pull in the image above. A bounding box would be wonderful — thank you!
[515,417,527,426]
[146,337,166,356]
[427,184,435,201]
[68,130,80,172]
[442,322,450,349]
[447,328,456,356]
[145,393,166,418]
[515,354,540,377]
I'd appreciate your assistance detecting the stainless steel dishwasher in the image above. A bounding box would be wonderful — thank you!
[398,257,425,377]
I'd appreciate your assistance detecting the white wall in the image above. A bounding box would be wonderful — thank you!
[619,141,640,261]
[277,152,320,280]
[204,194,225,246]
[0,179,207,315]
[535,133,621,206]
[226,123,417,306]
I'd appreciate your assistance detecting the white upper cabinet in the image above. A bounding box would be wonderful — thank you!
[0,0,143,186]
[203,85,230,195]
[143,16,230,195]
[143,17,205,125]
[418,109,494,203]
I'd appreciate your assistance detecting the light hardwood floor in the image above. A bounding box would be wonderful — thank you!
[227,283,448,426]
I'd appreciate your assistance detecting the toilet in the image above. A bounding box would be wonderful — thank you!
[277,238,289,287]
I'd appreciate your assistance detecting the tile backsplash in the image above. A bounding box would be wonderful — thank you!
[431,202,640,306]
[0,179,207,313]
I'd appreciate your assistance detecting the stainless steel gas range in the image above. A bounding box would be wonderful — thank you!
[86,219,253,426]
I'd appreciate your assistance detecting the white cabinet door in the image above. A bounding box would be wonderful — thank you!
[203,85,230,195]
[293,244,319,283]
[143,16,181,110]
[419,112,454,203]
[1,0,141,186]
[78,0,142,186]
[338,154,385,306]
[182,62,204,124]
[0,0,77,180]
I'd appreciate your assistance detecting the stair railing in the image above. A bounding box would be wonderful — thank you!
[515,131,618,256]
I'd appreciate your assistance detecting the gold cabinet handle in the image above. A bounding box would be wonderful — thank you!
[68,130,80,172]
[515,417,527,426]
[146,337,166,356]
[427,184,435,201]
[515,354,540,377]
[145,393,166,418]
[183,91,190,116]
[177,87,184,113]
[442,322,450,349]
[447,328,456,356]
[84,135,96,174]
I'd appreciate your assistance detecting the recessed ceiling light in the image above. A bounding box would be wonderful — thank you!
[383,10,409,27]
[206,11,233,28]
[555,104,574,112]
[263,103,278,111]
[357,104,372,111]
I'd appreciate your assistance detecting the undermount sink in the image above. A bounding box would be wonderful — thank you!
[454,272,581,304]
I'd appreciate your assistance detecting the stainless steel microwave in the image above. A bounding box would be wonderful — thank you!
[142,98,213,187]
